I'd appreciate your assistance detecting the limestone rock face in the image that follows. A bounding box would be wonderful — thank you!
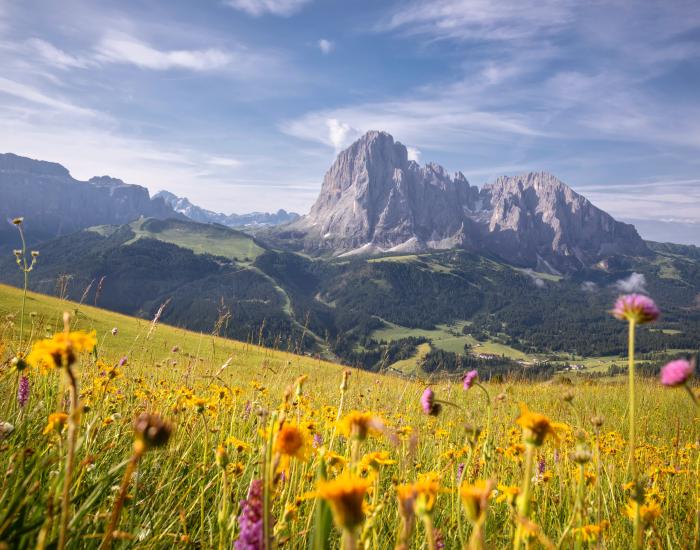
[0,153,181,247]
[287,131,647,270]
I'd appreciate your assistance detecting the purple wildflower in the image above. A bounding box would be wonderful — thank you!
[312,433,323,448]
[434,529,445,550]
[243,400,252,419]
[234,479,264,550]
[420,387,441,416]
[17,375,30,408]
[118,356,128,368]
[660,358,694,387]
[463,369,478,390]
[537,455,546,475]
[612,294,659,324]
[457,462,465,481]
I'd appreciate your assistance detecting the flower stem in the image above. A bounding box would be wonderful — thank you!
[513,443,534,549]
[58,365,80,550]
[627,320,642,550]
[99,448,143,550]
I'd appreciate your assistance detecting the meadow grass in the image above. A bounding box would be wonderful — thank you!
[0,284,697,549]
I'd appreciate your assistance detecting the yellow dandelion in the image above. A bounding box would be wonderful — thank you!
[43,412,68,435]
[516,403,566,447]
[317,472,369,530]
[339,411,383,441]
[27,330,97,372]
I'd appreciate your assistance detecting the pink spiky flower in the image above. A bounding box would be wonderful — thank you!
[660,359,694,387]
[611,294,660,324]
[463,370,478,390]
[421,387,441,416]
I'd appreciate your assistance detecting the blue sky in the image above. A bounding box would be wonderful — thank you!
[0,0,699,242]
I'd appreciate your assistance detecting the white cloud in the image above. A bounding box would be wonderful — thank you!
[95,33,232,71]
[379,0,575,42]
[27,38,89,70]
[615,272,647,294]
[0,77,99,117]
[406,146,421,162]
[207,156,242,167]
[325,118,358,151]
[318,39,334,54]
[224,0,311,17]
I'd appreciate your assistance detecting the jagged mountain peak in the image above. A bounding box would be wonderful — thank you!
[286,131,648,270]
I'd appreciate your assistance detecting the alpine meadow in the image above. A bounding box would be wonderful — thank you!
[1,1,700,549]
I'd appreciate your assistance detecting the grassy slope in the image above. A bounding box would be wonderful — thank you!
[126,218,264,262]
[0,283,336,378]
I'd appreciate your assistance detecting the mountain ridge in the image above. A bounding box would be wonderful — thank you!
[282,131,648,271]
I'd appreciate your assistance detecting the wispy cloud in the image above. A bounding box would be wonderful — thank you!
[224,0,311,17]
[317,39,334,54]
[95,33,232,71]
[0,77,99,117]
[27,38,90,70]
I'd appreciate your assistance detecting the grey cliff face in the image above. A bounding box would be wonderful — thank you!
[0,153,180,247]
[287,131,647,270]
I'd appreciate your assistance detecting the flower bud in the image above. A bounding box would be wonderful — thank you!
[133,412,172,452]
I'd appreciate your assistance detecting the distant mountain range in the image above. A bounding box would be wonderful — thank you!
[278,131,648,272]
[1,136,698,373]
[154,190,299,228]
[0,152,297,250]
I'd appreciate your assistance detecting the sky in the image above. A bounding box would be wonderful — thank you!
[0,0,699,243]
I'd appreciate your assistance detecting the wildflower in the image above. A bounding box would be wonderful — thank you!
[111,327,118,336]
[0,422,14,441]
[612,294,659,324]
[495,484,520,505]
[274,423,309,461]
[225,436,250,453]
[17,375,30,407]
[234,479,264,550]
[660,358,694,387]
[215,445,228,469]
[312,433,323,448]
[133,412,172,452]
[399,473,441,517]
[420,388,441,416]
[317,472,369,530]
[574,521,609,543]
[360,450,396,471]
[625,499,661,526]
[460,479,494,524]
[516,403,564,447]
[26,330,97,371]
[43,412,68,435]
[339,411,383,441]
[463,369,478,390]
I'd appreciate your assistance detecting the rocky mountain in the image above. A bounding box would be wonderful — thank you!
[283,131,648,271]
[154,190,299,228]
[0,153,181,249]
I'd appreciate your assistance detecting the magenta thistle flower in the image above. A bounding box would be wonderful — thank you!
[17,375,30,408]
[421,387,441,416]
[234,478,264,550]
[660,359,694,387]
[611,294,660,324]
[463,369,478,390]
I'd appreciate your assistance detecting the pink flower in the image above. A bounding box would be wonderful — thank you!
[463,370,478,390]
[660,359,694,387]
[421,387,441,416]
[611,294,660,324]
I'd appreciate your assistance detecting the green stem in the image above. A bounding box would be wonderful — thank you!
[513,444,534,549]
[99,448,143,550]
[58,365,80,550]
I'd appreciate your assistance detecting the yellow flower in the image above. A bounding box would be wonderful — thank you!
[274,423,309,461]
[515,403,565,447]
[495,484,520,505]
[396,473,441,517]
[625,499,661,526]
[338,411,383,441]
[317,472,369,530]
[43,412,68,435]
[225,436,250,453]
[27,330,97,372]
[360,451,396,471]
[460,479,494,525]
[574,521,609,542]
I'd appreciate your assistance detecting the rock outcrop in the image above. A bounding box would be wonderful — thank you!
[286,131,647,271]
[0,153,181,247]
